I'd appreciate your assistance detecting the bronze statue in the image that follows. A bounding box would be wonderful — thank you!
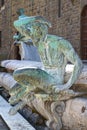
[9,9,84,130]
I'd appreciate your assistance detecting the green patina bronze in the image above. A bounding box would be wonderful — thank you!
[9,8,83,116]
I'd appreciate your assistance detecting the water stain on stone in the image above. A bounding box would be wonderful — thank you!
[81,106,86,113]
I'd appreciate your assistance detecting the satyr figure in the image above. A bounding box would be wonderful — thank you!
[9,8,83,114]
[8,8,84,130]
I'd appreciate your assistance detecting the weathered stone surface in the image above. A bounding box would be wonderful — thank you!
[62,98,87,130]
[0,96,35,130]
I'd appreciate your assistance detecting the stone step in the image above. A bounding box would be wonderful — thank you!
[1,60,44,70]
[0,72,16,90]
[0,95,35,130]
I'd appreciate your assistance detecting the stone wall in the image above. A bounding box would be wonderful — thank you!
[0,0,12,60]
[0,0,86,60]
[57,0,81,55]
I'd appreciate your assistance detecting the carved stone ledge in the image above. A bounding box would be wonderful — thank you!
[28,98,65,130]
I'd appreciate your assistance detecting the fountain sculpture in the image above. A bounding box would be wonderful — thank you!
[0,8,87,130]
